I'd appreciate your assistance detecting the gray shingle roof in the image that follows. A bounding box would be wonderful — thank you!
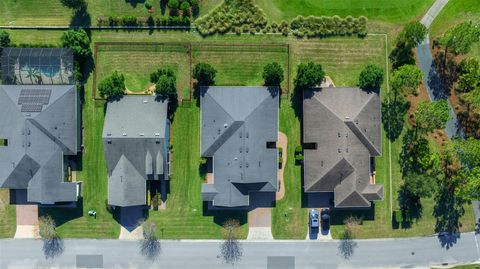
[103,96,169,207]
[201,86,279,208]
[303,88,383,208]
[0,85,79,204]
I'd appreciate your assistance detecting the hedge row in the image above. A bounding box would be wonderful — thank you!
[290,15,368,38]
[195,0,267,36]
[96,15,191,27]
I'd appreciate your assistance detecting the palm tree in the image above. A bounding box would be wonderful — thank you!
[25,67,40,84]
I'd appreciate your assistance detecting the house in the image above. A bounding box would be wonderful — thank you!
[200,86,279,208]
[0,84,81,204]
[1,48,74,85]
[303,87,383,208]
[103,96,170,207]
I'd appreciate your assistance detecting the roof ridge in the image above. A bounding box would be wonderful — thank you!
[28,118,71,153]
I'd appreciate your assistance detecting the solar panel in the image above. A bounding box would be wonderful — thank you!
[18,89,52,112]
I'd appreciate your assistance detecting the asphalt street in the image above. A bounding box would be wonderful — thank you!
[1,233,479,269]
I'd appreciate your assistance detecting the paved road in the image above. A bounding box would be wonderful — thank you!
[1,234,479,269]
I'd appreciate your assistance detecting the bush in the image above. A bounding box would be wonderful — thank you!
[295,145,303,154]
[61,29,91,58]
[263,62,284,86]
[155,74,177,97]
[358,64,384,91]
[295,154,304,162]
[144,0,153,10]
[291,15,368,38]
[0,30,10,48]
[278,156,283,164]
[193,63,217,86]
[294,62,325,90]
[150,67,175,83]
[98,71,125,98]
[180,2,191,16]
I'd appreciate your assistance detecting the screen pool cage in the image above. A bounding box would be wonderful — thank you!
[1,48,74,85]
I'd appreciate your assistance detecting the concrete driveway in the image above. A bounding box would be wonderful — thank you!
[247,207,273,240]
[14,204,39,239]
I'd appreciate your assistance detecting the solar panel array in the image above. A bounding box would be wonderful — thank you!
[18,89,52,112]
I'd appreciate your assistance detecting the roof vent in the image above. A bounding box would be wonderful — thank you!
[234,157,238,161]
[224,123,228,128]
[139,133,145,136]
[155,133,160,136]
[143,100,148,103]
[345,116,350,119]
[122,133,127,136]
[107,133,111,136]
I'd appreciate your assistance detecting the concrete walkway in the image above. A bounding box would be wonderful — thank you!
[276,132,287,201]
[420,0,450,28]
[119,225,144,240]
[247,207,273,240]
[14,205,39,239]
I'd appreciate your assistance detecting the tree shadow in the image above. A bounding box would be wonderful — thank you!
[290,86,304,120]
[433,186,465,237]
[381,98,410,142]
[70,6,91,28]
[160,0,168,15]
[431,52,459,99]
[397,185,423,229]
[125,0,145,8]
[338,231,357,260]
[139,238,161,260]
[389,41,415,70]
[43,237,64,259]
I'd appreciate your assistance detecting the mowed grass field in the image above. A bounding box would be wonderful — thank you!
[95,43,191,98]
[0,190,15,238]
[192,44,289,92]
[256,0,435,24]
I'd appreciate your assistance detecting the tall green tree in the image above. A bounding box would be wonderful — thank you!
[358,64,384,91]
[294,62,325,90]
[150,67,175,84]
[414,100,450,134]
[440,21,480,56]
[457,58,480,93]
[61,29,91,58]
[98,71,125,98]
[390,64,423,102]
[262,62,284,87]
[404,172,438,199]
[155,74,177,97]
[453,137,480,169]
[193,63,217,86]
[399,21,428,48]
[455,167,480,201]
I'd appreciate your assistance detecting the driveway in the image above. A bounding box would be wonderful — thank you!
[247,207,273,240]
[306,208,332,241]
[14,204,39,239]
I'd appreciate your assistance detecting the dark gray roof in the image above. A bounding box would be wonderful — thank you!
[103,96,169,207]
[303,88,383,208]
[0,85,79,204]
[200,86,279,207]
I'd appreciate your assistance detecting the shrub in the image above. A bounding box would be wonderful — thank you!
[193,63,217,86]
[291,15,368,38]
[168,0,179,9]
[144,0,153,10]
[0,30,11,48]
[150,67,175,83]
[181,1,191,16]
[295,145,303,154]
[155,74,177,97]
[61,29,91,58]
[295,154,304,162]
[263,62,284,86]
[98,71,125,98]
[294,62,325,90]
[358,64,384,91]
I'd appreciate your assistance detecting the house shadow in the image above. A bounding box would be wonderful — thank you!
[202,202,248,227]
[113,205,149,232]
[329,204,376,226]
[38,198,84,227]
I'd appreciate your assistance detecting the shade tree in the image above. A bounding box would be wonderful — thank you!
[262,62,284,87]
[98,71,125,98]
[193,63,217,86]
[358,64,384,91]
[294,62,325,90]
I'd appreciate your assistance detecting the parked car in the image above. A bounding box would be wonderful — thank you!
[309,209,319,229]
[321,209,330,230]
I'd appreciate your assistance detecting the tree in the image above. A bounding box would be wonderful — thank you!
[400,129,439,174]
[155,74,177,97]
[390,64,423,100]
[61,29,91,58]
[398,21,427,48]
[220,219,243,266]
[453,137,480,169]
[98,71,125,98]
[358,64,384,91]
[59,0,86,9]
[0,30,10,47]
[440,21,480,56]
[414,100,450,134]
[39,216,63,259]
[262,62,284,87]
[168,0,179,15]
[150,67,175,84]
[140,220,161,260]
[180,1,191,16]
[294,62,325,90]
[404,172,437,199]
[457,58,480,93]
[193,63,217,86]
[456,167,480,201]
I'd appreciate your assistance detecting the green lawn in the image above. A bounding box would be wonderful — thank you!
[0,189,15,238]
[256,0,435,24]
[95,43,191,98]
[192,44,289,92]
[147,103,248,239]
[38,79,119,238]
[432,264,480,269]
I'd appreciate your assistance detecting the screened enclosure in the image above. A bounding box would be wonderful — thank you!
[1,48,74,85]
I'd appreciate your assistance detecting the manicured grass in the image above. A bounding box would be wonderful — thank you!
[96,43,190,98]
[0,189,16,238]
[38,79,119,239]
[256,0,435,24]
[432,264,480,269]
[192,44,289,91]
[147,103,248,239]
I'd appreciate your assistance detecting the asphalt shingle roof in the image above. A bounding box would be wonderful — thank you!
[303,87,383,208]
[200,86,279,207]
[103,96,169,207]
[0,85,79,204]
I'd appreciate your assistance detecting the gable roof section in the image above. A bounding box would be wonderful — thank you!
[200,86,279,207]
[0,85,79,204]
[103,96,169,207]
[303,87,382,208]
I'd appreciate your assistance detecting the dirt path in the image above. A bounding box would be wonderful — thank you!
[14,205,39,238]
[276,132,287,201]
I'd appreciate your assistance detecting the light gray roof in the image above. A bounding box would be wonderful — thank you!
[200,86,279,207]
[103,96,169,207]
[303,87,383,208]
[0,85,79,204]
